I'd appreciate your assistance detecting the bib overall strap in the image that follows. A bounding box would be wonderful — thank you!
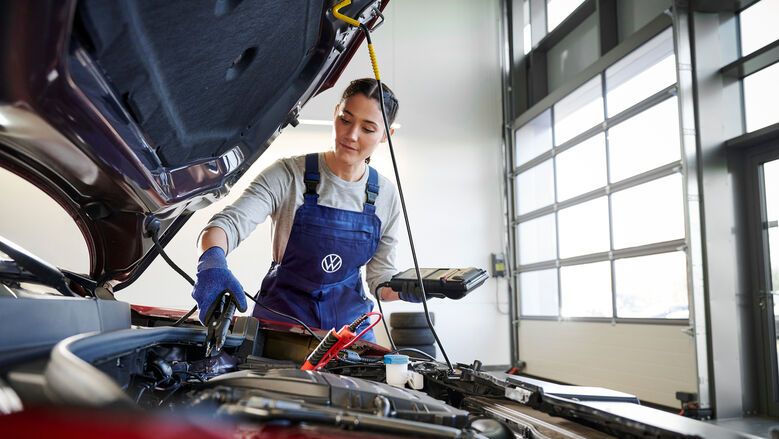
[364,166,379,213]
[304,153,320,204]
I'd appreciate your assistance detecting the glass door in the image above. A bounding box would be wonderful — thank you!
[750,150,779,415]
[761,158,779,400]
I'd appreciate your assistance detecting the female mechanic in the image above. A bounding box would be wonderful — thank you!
[190,78,419,342]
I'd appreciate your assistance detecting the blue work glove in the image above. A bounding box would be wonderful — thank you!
[191,247,247,324]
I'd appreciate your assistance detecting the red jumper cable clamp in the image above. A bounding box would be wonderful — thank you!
[300,312,382,371]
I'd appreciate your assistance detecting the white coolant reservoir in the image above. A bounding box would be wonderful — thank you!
[383,354,409,387]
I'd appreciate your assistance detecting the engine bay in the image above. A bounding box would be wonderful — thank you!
[0,292,756,439]
[0,308,715,439]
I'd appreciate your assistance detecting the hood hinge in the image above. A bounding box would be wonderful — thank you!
[95,283,115,300]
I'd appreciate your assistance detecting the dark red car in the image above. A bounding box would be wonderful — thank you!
[0,1,756,438]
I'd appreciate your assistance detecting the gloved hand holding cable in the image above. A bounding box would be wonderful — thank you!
[191,245,247,325]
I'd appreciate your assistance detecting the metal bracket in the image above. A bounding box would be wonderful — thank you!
[369,6,385,31]
[94,285,115,300]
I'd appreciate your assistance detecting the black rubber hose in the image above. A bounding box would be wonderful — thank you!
[150,232,199,327]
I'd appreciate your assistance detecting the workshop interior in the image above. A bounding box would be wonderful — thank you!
[1,0,779,437]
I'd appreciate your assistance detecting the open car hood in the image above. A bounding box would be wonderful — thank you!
[0,0,386,292]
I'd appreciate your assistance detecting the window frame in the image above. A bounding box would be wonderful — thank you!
[510,22,691,324]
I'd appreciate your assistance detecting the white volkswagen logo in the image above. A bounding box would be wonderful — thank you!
[321,254,343,273]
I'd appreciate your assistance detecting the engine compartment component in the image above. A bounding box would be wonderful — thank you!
[196,368,469,427]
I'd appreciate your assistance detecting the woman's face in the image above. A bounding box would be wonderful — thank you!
[332,93,388,167]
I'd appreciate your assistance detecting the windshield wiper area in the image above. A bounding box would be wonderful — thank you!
[0,236,75,297]
[215,396,477,438]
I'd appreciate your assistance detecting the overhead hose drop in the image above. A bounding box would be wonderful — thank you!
[332,2,454,372]
[332,0,361,27]
[367,43,381,80]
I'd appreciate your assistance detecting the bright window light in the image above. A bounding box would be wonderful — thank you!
[518,214,557,265]
[740,0,779,57]
[611,174,686,249]
[607,97,681,183]
[560,261,612,317]
[516,159,555,215]
[553,76,604,146]
[556,132,606,201]
[547,0,585,32]
[515,109,553,167]
[558,196,610,258]
[615,252,689,319]
[520,269,559,316]
[744,61,779,133]
[605,28,676,117]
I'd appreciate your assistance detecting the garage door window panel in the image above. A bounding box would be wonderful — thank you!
[520,268,559,316]
[607,97,681,183]
[556,132,607,201]
[516,109,553,167]
[553,76,604,146]
[615,251,689,319]
[518,214,558,265]
[611,174,685,249]
[560,261,612,317]
[517,159,555,215]
[558,197,610,258]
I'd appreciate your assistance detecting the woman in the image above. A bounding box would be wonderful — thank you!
[191,78,416,342]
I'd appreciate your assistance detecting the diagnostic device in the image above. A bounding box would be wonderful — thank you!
[389,267,488,300]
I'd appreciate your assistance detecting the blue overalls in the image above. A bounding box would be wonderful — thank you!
[252,153,381,342]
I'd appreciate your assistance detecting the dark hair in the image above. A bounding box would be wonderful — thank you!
[341,78,399,126]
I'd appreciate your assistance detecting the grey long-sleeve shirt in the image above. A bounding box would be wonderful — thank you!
[206,152,401,295]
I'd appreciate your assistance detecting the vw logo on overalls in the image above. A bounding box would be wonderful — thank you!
[321,254,343,273]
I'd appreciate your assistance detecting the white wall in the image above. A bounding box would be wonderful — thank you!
[0,168,90,274]
[0,0,510,365]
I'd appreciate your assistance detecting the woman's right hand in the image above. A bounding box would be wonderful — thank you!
[191,246,247,324]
